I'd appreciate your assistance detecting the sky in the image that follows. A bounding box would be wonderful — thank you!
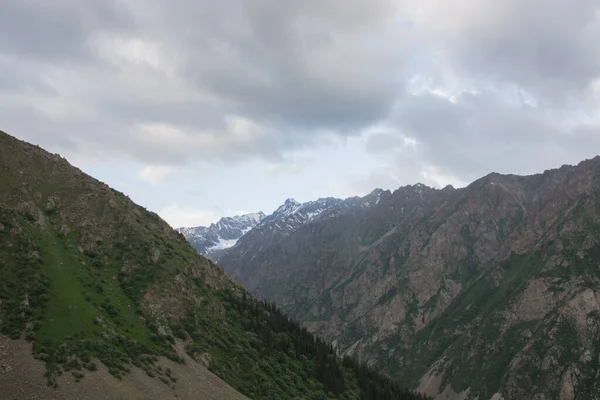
[1,0,599,228]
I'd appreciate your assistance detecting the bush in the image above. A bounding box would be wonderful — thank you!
[85,362,97,371]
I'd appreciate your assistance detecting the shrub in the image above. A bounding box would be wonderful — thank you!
[85,362,97,371]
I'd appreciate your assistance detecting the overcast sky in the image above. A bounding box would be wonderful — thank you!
[1,0,599,227]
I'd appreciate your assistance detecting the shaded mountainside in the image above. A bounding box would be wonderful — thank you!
[177,212,265,260]
[217,159,600,399]
[0,130,427,400]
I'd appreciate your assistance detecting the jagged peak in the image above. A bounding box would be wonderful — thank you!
[178,211,265,232]
[229,211,266,223]
[412,182,434,190]
[212,212,265,228]
[269,198,303,219]
[470,171,508,188]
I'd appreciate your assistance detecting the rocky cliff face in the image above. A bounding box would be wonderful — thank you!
[216,158,600,399]
[178,212,265,260]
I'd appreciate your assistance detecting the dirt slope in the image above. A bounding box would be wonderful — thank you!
[0,336,247,400]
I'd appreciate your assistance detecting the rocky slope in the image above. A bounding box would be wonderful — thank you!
[0,130,426,400]
[177,212,265,260]
[216,160,600,399]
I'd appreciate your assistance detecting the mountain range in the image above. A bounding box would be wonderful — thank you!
[6,124,599,400]
[187,159,600,399]
[177,212,265,260]
[180,191,387,264]
[0,130,426,400]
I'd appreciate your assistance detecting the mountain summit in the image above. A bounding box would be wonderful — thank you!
[178,212,265,259]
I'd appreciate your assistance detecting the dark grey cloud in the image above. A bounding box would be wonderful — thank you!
[0,0,408,166]
[376,90,600,183]
[0,0,131,61]
[411,0,600,105]
[146,0,406,131]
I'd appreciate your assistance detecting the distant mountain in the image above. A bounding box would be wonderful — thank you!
[218,189,388,269]
[180,191,386,264]
[258,192,386,235]
[0,130,427,400]
[214,160,600,399]
[177,212,265,260]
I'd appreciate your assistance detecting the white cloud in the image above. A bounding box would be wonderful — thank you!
[158,204,253,228]
[158,204,220,228]
[419,165,468,188]
[90,33,178,75]
[139,165,180,185]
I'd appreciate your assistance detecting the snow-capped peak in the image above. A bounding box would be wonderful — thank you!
[251,197,349,238]
[271,198,302,217]
[240,212,265,224]
[177,211,266,261]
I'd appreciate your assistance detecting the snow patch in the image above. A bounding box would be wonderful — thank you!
[207,237,239,251]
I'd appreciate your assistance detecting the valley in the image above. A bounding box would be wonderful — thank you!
[182,159,600,399]
[3,1,598,398]
[0,130,427,400]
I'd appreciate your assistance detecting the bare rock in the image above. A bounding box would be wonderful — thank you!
[559,367,579,400]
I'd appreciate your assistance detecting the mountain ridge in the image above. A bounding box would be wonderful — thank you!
[179,190,388,264]
[213,155,600,399]
[177,211,266,259]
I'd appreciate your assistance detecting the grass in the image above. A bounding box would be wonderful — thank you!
[0,202,178,383]
[32,227,163,348]
[34,233,102,346]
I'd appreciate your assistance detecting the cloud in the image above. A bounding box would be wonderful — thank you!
[158,204,252,228]
[364,129,416,155]
[347,129,469,195]
[405,0,600,104]
[0,0,410,170]
[0,0,131,62]
[158,204,219,228]
[374,90,600,183]
[139,165,180,185]
[0,0,599,196]
[161,0,409,130]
